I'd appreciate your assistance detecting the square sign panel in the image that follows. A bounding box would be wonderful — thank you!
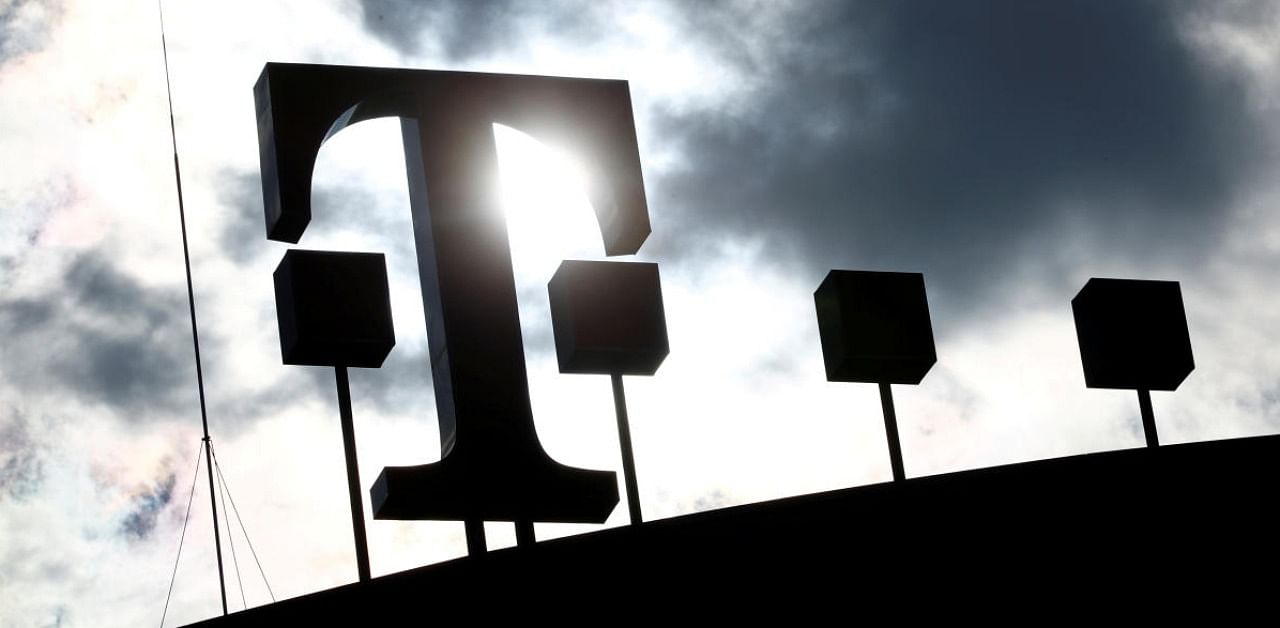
[814,270,937,385]
[548,260,669,375]
[1071,278,1193,391]
[274,249,395,368]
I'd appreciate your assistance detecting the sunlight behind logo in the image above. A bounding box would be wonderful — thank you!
[255,63,667,558]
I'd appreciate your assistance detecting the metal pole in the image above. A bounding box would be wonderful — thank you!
[1137,388,1159,448]
[514,520,535,547]
[202,436,227,614]
[335,367,371,582]
[464,520,487,556]
[878,382,906,482]
[158,0,226,611]
[612,374,643,525]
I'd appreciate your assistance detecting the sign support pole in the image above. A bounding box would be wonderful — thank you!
[613,374,643,525]
[879,382,906,482]
[335,366,371,582]
[464,520,487,556]
[1137,389,1159,448]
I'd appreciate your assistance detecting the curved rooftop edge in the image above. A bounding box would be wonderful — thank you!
[186,433,1280,623]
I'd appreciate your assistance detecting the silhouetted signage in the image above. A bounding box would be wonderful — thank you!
[814,270,936,385]
[1072,277,1195,447]
[273,250,395,368]
[255,63,653,526]
[814,270,936,482]
[1072,278,1194,391]
[549,260,668,376]
[253,62,1201,555]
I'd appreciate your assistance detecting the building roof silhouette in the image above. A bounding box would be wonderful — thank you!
[186,432,1280,623]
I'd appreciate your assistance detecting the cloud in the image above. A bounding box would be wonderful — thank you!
[690,488,731,513]
[0,0,63,64]
[355,0,608,60]
[0,413,46,501]
[0,3,1275,626]
[0,251,202,420]
[644,1,1266,321]
[342,0,1271,331]
[217,168,422,267]
[215,170,272,266]
[119,471,177,541]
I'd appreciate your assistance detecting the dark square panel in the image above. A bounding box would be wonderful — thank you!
[1071,278,1193,391]
[814,270,936,384]
[274,249,395,368]
[548,260,668,375]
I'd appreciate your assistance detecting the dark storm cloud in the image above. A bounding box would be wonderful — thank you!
[647,1,1265,320]
[356,0,606,60]
[0,252,201,419]
[343,0,1268,329]
[119,472,177,541]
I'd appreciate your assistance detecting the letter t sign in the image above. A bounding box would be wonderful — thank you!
[255,63,651,529]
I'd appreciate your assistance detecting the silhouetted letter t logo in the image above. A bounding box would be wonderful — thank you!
[255,63,651,527]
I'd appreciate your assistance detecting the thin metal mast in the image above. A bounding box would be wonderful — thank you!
[157,0,228,615]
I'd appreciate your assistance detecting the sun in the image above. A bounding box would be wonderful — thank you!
[493,124,605,282]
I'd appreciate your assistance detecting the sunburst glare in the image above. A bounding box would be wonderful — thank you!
[493,124,606,283]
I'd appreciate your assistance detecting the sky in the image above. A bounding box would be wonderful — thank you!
[2,0,1279,625]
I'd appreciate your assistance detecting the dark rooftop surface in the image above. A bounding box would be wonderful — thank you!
[188,433,1280,623]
